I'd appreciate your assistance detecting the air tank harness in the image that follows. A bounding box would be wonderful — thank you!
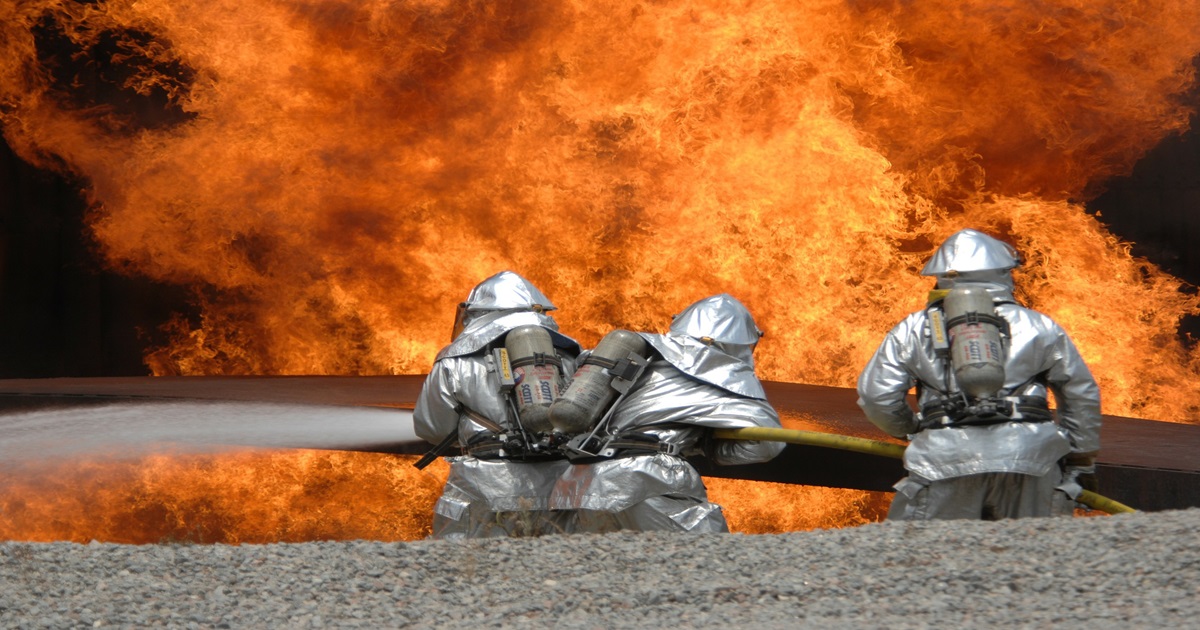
[464,436,568,462]
[919,395,1053,430]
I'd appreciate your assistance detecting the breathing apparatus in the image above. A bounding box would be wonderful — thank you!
[464,325,574,461]
[549,330,653,461]
[562,294,763,461]
[505,325,566,434]
[943,285,1007,399]
[554,328,657,460]
[550,329,650,434]
[918,230,1050,428]
[432,271,574,462]
[923,285,1018,426]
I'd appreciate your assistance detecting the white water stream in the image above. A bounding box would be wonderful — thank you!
[0,399,420,464]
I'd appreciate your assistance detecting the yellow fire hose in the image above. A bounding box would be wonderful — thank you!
[713,426,1137,515]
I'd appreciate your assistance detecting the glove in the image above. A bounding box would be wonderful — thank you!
[1059,452,1099,502]
[1064,452,1097,485]
[1067,465,1099,494]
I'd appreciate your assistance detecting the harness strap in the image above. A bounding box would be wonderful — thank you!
[602,437,685,457]
[509,352,563,369]
[465,437,566,462]
[583,355,618,369]
[563,430,685,462]
[465,437,507,459]
[920,395,1053,430]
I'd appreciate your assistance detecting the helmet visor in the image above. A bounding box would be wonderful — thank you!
[450,302,470,341]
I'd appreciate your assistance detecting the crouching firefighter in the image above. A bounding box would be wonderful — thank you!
[856,228,1102,520]
[413,271,581,539]
[547,293,785,534]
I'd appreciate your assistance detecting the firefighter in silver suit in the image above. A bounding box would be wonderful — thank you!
[414,271,580,539]
[857,229,1102,520]
[551,293,784,533]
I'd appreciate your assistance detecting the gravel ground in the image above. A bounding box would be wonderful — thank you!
[2,508,1198,629]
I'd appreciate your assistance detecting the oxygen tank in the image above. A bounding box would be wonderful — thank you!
[944,286,1006,399]
[549,329,649,434]
[504,325,564,433]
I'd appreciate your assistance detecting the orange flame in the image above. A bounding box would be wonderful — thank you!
[1,0,1198,541]
[0,452,447,543]
[0,452,886,542]
[2,0,1199,418]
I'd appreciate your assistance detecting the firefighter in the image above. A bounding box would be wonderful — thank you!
[413,271,581,539]
[548,293,784,533]
[857,228,1102,520]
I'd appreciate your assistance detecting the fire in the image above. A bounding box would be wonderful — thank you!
[0,406,889,543]
[0,451,884,542]
[1,0,1198,541]
[0,452,447,543]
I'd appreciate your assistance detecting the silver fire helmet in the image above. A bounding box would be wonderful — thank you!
[669,293,763,362]
[921,229,1021,278]
[452,271,557,341]
[463,271,557,312]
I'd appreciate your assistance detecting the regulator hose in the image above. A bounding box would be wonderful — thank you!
[712,426,1137,515]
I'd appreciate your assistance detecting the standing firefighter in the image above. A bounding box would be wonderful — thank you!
[414,271,581,539]
[549,293,784,533]
[857,229,1102,520]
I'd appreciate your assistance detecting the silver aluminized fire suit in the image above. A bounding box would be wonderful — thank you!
[857,229,1102,520]
[551,294,784,533]
[414,271,580,539]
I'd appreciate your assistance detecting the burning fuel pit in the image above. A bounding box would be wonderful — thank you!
[0,376,892,542]
[0,376,438,543]
[1,375,1198,544]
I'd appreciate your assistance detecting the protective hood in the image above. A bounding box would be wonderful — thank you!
[452,270,560,341]
[639,332,767,400]
[921,229,1021,277]
[463,270,557,312]
[668,293,763,365]
[437,310,580,361]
